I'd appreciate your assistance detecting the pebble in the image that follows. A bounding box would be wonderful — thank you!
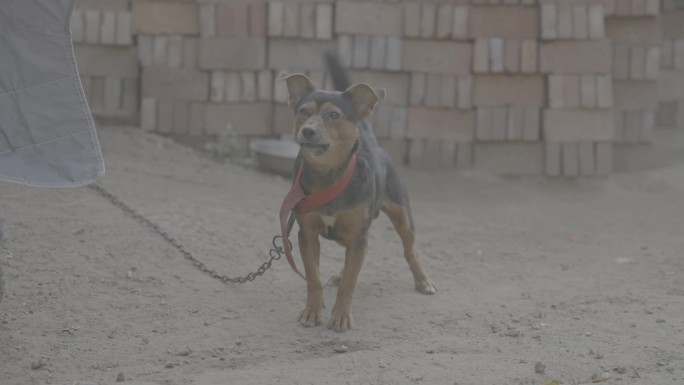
[504,329,520,337]
[176,347,193,356]
[656,318,666,323]
[591,372,611,382]
[116,373,125,382]
[333,345,348,353]
[534,362,546,374]
[30,361,46,370]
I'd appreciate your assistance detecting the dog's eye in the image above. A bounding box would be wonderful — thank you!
[298,108,311,117]
[327,112,339,120]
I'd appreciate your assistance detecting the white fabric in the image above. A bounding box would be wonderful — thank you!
[0,0,104,187]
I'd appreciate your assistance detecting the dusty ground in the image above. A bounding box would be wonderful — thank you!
[1,125,683,385]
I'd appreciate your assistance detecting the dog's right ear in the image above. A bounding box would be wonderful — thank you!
[282,73,315,109]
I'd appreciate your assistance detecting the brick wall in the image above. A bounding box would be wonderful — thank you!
[71,0,684,177]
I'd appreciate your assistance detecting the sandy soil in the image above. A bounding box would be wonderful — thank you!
[1,125,683,385]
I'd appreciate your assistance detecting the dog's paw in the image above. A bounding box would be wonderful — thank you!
[298,306,324,327]
[327,308,353,332]
[326,273,342,287]
[415,279,437,295]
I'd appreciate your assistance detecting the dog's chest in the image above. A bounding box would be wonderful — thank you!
[320,215,337,240]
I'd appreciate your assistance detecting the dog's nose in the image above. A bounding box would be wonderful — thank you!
[301,126,316,139]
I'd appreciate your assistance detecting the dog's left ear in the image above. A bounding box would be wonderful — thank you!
[283,73,316,109]
[344,84,385,119]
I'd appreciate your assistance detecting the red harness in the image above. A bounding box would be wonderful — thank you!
[279,153,358,279]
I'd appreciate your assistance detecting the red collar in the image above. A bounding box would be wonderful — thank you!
[279,153,358,279]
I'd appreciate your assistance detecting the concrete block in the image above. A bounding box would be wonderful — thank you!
[250,4,267,38]
[115,11,132,45]
[156,99,174,133]
[269,39,332,71]
[613,44,629,80]
[520,40,538,74]
[390,106,408,139]
[473,143,544,176]
[377,139,408,166]
[557,3,573,39]
[420,4,436,39]
[369,36,387,70]
[403,40,471,74]
[440,141,457,169]
[440,75,457,108]
[457,76,473,110]
[142,67,209,101]
[140,97,157,132]
[473,38,490,73]
[75,46,138,78]
[545,142,561,176]
[132,2,198,35]
[204,103,273,136]
[404,3,421,38]
[630,46,646,80]
[613,80,658,110]
[315,4,333,39]
[436,4,453,39]
[241,71,256,102]
[104,76,121,111]
[100,11,116,45]
[407,107,475,141]
[121,78,137,114]
[268,2,284,37]
[474,75,545,107]
[578,142,595,176]
[349,70,410,106]
[588,3,605,39]
[385,37,403,71]
[644,47,660,80]
[489,38,504,73]
[335,2,403,36]
[523,107,540,141]
[452,6,469,39]
[468,6,539,38]
[543,109,614,142]
[199,37,266,70]
[540,40,611,74]
[188,103,206,135]
[337,35,353,68]
[605,18,661,46]
[505,39,520,73]
[352,35,370,69]
[561,142,579,177]
[490,107,508,141]
[457,142,473,169]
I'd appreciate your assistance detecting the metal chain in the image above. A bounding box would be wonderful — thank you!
[88,184,288,284]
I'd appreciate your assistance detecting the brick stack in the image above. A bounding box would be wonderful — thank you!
[604,0,662,144]
[658,0,684,129]
[540,0,614,176]
[72,0,137,121]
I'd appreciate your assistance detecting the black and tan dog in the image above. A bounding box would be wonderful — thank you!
[283,53,436,332]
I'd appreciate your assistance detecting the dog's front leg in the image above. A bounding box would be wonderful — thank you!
[328,235,368,332]
[297,227,324,327]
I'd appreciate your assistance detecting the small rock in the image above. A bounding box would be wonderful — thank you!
[504,329,520,337]
[535,362,546,374]
[31,361,46,370]
[164,362,178,369]
[333,345,348,353]
[591,372,611,382]
[116,373,125,382]
[615,367,627,374]
[176,347,192,356]
[426,350,435,354]
[656,318,666,323]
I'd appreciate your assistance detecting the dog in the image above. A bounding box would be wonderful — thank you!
[282,53,436,332]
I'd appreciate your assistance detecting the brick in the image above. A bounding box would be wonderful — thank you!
[173,100,189,134]
[580,75,597,108]
[89,77,105,109]
[662,11,684,40]
[121,78,137,114]
[561,143,579,177]
[436,4,453,39]
[613,81,658,110]
[644,47,660,79]
[632,0,647,16]
[440,142,457,168]
[572,5,588,40]
[557,3,573,39]
[204,103,273,136]
[604,0,616,15]
[349,70,410,106]
[404,3,421,38]
[505,39,521,73]
[640,111,655,142]
[299,4,315,39]
[142,67,209,101]
[675,41,684,69]
[241,72,256,102]
[369,37,387,70]
[474,75,545,107]
[385,37,403,71]
[100,11,116,45]
[473,39,490,73]
[476,108,491,141]
[468,6,539,38]
[156,99,174,133]
[548,74,565,108]
[132,2,198,35]
[153,36,167,66]
[473,143,544,176]
[250,4,267,38]
[490,107,508,141]
[403,40,471,74]
[613,44,629,79]
[104,77,121,111]
[273,71,288,104]
[167,36,183,68]
[507,107,524,140]
[200,38,266,70]
[588,4,604,39]
[645,0,661,15]
[390,106,408,139]
[622,111,640,142]
[520,40,538,73]
[234,4,250,37]
[545,143,561,176]
[199,5,215,37]
[540,40,611,74]
[541,4,557,40]
[452,6,469,39]
[225,72,241,102]
[337,36,353,67]
[605,18,661,46]
[407,107,474,141]
[578,142,595,176]
[352,36,370,69]
[489,38,504,73]
[75,46,138,77]
[615,0,631,15]
[257,70,273,101]
[457,76,473,109]
[408,140,425,168]
[456,143,473,169]
[137,35,153,67]
[543,109,614,142]
[313,4,333,40]
[371,103,393,138]
[661,40,674,70]
[440,75,457,108]
[564,75,580,108]
[85,10,100,44]
[115,11,132,45]
[210,71,225,102]
[523,107,540,141]
[282,3,299,37]
[657,70,684,100]
[182,38,197,68]
[335,2,403,36]
[630,47,646,80]
[268,2,284,37]
[423,140,442,169]
[71,10,85,43]
[425,73,442,107]
[141,97,157,132]
[410,73,426,105]
[188,103,206,135]
[420,4,436,39]
[596,75,612,108]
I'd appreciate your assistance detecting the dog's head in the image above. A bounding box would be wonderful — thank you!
[283,73,385,168]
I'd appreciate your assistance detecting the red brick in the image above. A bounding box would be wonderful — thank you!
[142,67,209,101]
[335,2,403,36]
[407,107,474,141]
[473,143,544,176]
[250,4,267,37]
[199,37,266,70]
[468,6,539,39]
[440,75,458,108]
[166,36,183,68]
[403,40,471,74]
[204,103,272,136]
[474,75,545,107]
[543,109,614,142]
[662,11,684,40]
[540,40,611,74]
[273,103,294,135]
[561,142,579,177]
[132,2,198,35]
[137,35,153,66]
[631,0,647,16]
[544,142,561,176]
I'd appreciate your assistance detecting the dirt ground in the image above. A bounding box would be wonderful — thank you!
[1,125,683,385]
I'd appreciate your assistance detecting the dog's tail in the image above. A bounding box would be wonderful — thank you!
[324,51,351,91]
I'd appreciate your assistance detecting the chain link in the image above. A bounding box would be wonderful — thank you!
[88,184,285,284]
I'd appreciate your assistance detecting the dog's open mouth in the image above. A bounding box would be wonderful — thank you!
[300,142,330,155]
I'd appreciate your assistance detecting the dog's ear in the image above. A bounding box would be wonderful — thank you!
[283,73,315,109]
[344,83,384,119]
